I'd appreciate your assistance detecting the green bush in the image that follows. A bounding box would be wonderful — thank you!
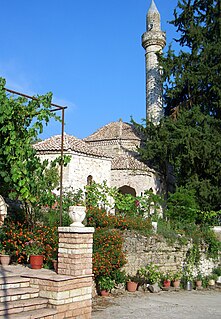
[166,186,199,223]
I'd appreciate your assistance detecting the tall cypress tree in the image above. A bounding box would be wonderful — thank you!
[137,0,221,211]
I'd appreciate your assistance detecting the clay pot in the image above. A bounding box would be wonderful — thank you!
[29,255,44,269]
[195,280,202,288]
[163,280,171,288]
[126,281,138,292]
[100,290,109,296]
[172,280,180,288]
[0,254,10,266]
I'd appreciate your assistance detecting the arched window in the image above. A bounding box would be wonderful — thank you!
[87,175,93,186]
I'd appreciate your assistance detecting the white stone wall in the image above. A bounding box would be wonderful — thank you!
[111,168,161,196]
[67,152,112,189]
[37,151,112,192]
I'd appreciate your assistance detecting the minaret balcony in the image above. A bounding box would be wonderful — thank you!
[142,31,166,50]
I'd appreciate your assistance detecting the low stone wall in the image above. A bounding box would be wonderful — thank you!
[123,231,220,276]
[29,275,92,319]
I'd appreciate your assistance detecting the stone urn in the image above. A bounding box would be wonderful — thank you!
[0,254,10,266]
[69,205,86,227]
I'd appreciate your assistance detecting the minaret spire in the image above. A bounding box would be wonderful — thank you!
[142,0,166,124]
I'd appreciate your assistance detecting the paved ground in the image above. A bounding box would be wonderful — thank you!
[92,289,221,319]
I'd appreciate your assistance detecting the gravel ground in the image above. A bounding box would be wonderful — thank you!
[92,289,221,319]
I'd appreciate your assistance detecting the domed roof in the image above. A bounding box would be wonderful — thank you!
[83,120,141,142]
[33,134,110,158]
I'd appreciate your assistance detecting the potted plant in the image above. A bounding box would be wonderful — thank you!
[97,276,115,296]
[126,274,140,292]
[195,272,203,288]
[182,269,194,291]
[207,273,218,287]
[25,240,44,269]
[145,263,161,285]
[171,270,182,288]
[0,244,11,266]
[162,270,173,288]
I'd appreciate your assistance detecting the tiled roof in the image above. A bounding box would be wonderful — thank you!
[111,154,150,171]
[33,134,110,158]
[83,120,142,142]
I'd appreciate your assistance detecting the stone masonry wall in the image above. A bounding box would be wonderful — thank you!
[123,231,220,276]
[38,152,112,192]
[111,169,161,197]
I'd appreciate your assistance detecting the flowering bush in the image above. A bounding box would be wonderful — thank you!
[87,207,152,233]
[93,228,126,278]
[0,220,58,265]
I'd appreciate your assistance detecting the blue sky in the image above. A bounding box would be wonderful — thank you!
[0,0,180,139]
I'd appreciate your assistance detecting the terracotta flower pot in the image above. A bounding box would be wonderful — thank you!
[172,280,180,288]
[126,281,138,292]
[0,254,10,266]
[100,290,109,296]
[29,255,44,269]
[196,280,202,288]
[163,280,171,288]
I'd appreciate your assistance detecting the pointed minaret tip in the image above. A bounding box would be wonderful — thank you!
[148,0,159,14]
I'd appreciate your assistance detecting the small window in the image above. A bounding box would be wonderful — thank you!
[87,175,93,186]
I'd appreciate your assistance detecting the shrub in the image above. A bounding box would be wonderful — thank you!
[93,228,126,278]
[137,263,162,284]
[166,186,199,223]
[86,207,152,234]
[110,269,127,285]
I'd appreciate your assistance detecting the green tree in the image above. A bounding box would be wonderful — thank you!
[0,77,60,220]
[136,0,221,212]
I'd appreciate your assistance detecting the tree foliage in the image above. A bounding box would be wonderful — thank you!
[0,77,60,215]
[136,0,221,212]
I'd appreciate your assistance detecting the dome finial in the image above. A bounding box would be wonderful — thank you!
[148,0,159,14]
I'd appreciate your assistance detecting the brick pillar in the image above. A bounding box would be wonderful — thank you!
[58,226,94,277]
[57,226,95,319]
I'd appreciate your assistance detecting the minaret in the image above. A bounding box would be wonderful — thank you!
[142,0,166,124]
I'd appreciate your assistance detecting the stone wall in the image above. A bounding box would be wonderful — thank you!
[38,152,112,191]
[111,169,161,197]
[123,231,220,276]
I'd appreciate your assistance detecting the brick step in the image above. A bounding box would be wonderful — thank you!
[0,287,39,302]
[0,275,30,289]
[0,307,57,319]
[0,297,51,316]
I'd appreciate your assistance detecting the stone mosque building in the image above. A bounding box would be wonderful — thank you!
[34,0,166,199]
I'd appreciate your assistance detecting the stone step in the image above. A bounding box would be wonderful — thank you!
[0,297,49,316]
[0,307,57,319]
[0,275,30,289]
[0,287,39,302]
